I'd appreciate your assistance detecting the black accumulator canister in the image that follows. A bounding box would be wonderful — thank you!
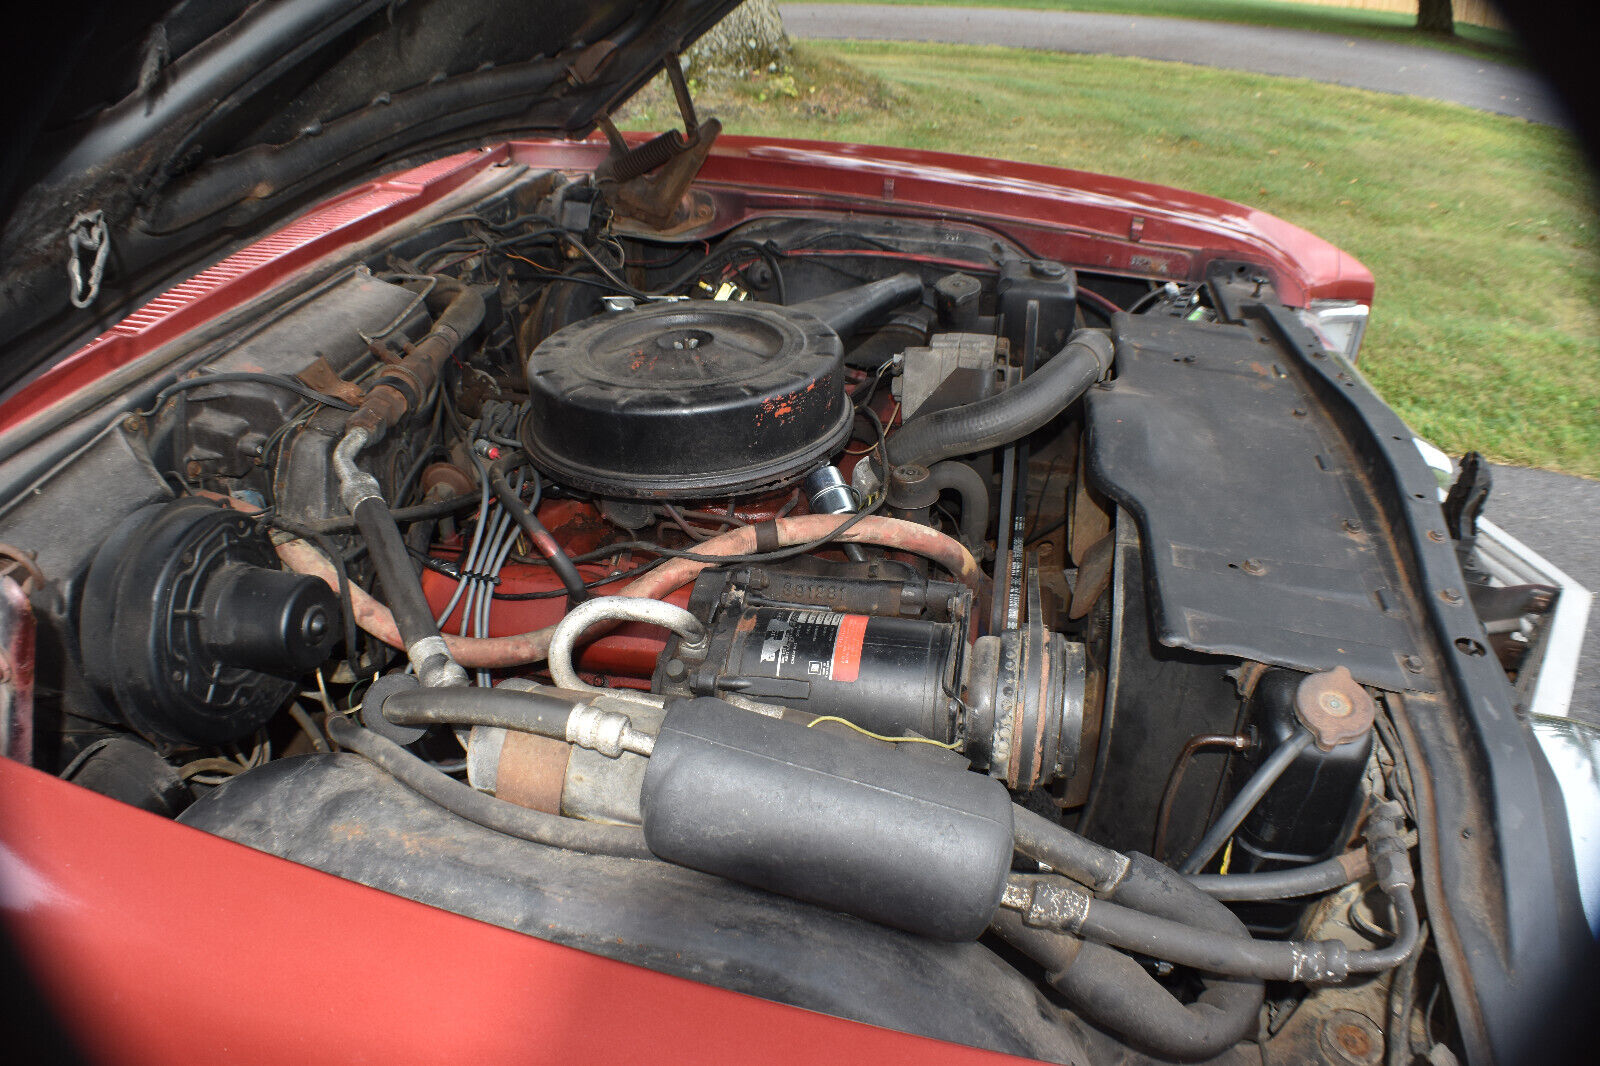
[640,697,1014,941]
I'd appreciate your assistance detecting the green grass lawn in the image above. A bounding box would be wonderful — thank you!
[623,43,1599,477]
[794,0,1521,62]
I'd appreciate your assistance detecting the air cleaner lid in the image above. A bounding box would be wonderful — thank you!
[522,302,851,499]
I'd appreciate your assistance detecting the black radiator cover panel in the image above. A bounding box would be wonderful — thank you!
[1084,312,1420,691]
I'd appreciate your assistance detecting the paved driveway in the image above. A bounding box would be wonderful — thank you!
[779,4,1567,125]
[1489,466,1600,720]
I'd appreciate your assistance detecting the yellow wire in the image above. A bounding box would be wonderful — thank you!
[804,714,961,749]
[1219,837,1235,875]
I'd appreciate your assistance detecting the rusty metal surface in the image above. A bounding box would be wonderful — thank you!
[0,575,35,764]
[1252,300,1592,1066]
[495,730,572,814]
[1295,666,1378,752]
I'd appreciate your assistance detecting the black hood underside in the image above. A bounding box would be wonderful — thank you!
[0,0,738,394]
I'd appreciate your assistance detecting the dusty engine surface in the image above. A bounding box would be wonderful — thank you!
[0,167,1446,1065]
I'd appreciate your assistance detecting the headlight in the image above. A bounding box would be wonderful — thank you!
[1302,299,1370,363]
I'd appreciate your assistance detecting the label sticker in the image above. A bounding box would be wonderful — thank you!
[830,614,869,683]
[744,608,870,684]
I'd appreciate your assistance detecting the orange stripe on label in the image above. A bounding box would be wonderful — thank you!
[830,614,869,683]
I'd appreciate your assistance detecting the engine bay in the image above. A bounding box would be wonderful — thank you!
[0,163,1467,1064]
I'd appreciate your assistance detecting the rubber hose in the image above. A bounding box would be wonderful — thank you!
[379,686,580,739]
[1179,728,1316,874]
[991,912,1259,1062]
[1188,850,1369,901]
[348,278,486,439]
[1347,887,1422,973]
[353,495,464,688]
[1075,880,1418,982]
[1012,805,1131,891]
[788,272,923,338]
[925,461,991,549]
[326,716,651,859]
[489,462,588,603]
[888,329,1113,468]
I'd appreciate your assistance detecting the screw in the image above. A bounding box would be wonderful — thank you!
[1291,408,1307,417]
[121,415,145,432]
[1242,558,1266,575]
[185,460,204,478]
[1342,518,1363,533]
[1402,655,1424,673]
[1427,529,1445,543]
[1439,587,1462,604]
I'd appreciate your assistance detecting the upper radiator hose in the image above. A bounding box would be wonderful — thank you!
[889,328,1113,468]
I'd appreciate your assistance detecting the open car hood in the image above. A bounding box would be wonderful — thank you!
[0,0,738,393]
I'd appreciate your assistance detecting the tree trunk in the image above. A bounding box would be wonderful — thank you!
[686,0,792,80]
[1417,0,1455,34]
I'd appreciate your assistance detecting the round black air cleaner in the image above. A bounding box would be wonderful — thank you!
[521,302,851,498]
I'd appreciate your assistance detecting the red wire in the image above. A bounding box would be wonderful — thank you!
[1076,285,1124,317]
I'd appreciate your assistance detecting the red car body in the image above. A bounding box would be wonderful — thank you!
[0,135,1370,1063]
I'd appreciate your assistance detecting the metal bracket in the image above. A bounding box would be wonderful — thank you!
[594,56,720,228]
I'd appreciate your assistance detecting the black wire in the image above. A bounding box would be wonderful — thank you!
[1024,458,1066,540]
[1025,514,1068,545]
[305,493,477,534]
[156,372,357,411]
[261,515,362,681]
[726,244,788,304]
[395,445,448,510]
[503,269,639,317]
[659,238,789,296]
[1126,284,1166,314]
[852,358,896,410]
[494,558,666,599]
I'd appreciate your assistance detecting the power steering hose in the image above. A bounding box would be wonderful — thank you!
[332,277,487,688]
[999,801,1420,985]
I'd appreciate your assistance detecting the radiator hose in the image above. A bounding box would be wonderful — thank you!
[888,328,1113,468]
